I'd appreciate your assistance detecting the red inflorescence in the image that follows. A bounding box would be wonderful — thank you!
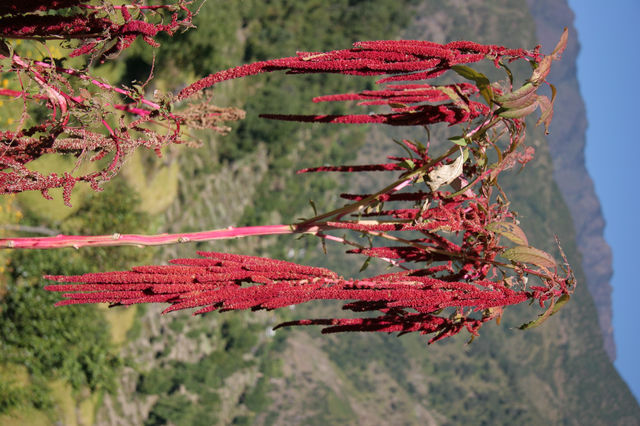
[0,1,85,15]
[45,251,530,343]
[179,39,539,99]
[175,37,537,128]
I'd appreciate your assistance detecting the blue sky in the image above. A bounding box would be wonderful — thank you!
[567,0,640,402]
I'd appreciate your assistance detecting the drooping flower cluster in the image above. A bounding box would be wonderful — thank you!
[0,1,244,205]
[46,251,534,343]
[178,39,540,98]
[177,37,541,128]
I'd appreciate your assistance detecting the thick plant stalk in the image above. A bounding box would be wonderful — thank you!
[0,224,303,249]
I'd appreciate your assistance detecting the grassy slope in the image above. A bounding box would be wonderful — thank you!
[0,176,160,425]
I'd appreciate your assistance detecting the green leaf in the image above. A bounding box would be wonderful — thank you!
[518,308,551,330]
[393,139,415,158]
[400,159,416,170]
[462,147,469,163]
[486,222,528,246]
[475,150,487,167]
[132,84,144,96]
[437,86,470,111]
[479,86,494,107]
[359,256,372,272]
[448,136,467,147]
[499,61,514,86]
[519,294,570,330]
[451,65,490,84]
[502,245,556,269]
[309,199,318,216]
[415,141,427,156]
[551,294,571,314]
[451,65,493,106]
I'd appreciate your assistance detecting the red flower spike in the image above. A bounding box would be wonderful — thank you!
[45,247,566,343]
[177,39,539,101]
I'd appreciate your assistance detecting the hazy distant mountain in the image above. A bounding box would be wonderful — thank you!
[527,0,616,361]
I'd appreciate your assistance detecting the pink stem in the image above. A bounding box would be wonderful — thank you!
[100,119,121,172]
[30,59,163,111]
[12,54,69,120]
[0,224,320,249]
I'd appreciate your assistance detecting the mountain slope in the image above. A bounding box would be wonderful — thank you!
[89,1,639,424]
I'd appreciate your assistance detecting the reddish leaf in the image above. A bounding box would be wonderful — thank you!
[551,28,569,60]
[486,222,529,246]
[497,96,538,119]
[494,82,536,109]
[502,246,556,269]
[536,95,553,134]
